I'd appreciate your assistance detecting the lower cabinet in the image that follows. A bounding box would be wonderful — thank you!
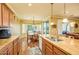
[8,42,14,55]
[53,46,66,55]
[42,39,46,55]
[0,46,8,55]
[18,36,27,55]
[0,42,13,55]
[42,38,69,55]
[21,37,27,55]
[13,39,18,55]
[0,36,27,55]
[45,46,53,55]
[17,38,22,55]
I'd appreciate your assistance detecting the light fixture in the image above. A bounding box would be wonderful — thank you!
[51,23,54,25]
[62,18,69,23]
[50,3,54,25]
[62,3,69,23]
[70,22,75,27]
[28,3,32,6]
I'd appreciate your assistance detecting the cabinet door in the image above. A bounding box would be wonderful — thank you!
[0,46,8,55]
[45,46,53,55]
[0,4,2,26]
[17,38,22,55]
[2,4,9,26]
[9,11,15,25]
[54,47,66,55]
[21,37,27,55]
[8,42,13,55]
[45,40,52,49]
[42,39,46,55]
[13,39,18,55]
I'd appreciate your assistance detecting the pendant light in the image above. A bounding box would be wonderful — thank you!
[62,3,69,23]
[50,3,54,25]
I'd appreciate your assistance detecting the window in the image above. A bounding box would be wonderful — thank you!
[57,20,71,35]
[42,21,49,34]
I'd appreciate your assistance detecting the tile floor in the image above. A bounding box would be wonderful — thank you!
[27,46,42,55]
[27,41,42,55]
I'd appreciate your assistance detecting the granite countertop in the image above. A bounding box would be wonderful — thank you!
[0,36,19,50]
[41,35,79,55]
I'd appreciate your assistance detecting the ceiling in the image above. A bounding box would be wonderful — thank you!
[7,3,79,20]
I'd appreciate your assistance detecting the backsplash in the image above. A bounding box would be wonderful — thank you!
[10,23,21,35]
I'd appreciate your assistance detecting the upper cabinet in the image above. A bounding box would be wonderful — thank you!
[9,10,15,25]
[2,4,10,26]
[0,3,15,27]
[0,4,2,26]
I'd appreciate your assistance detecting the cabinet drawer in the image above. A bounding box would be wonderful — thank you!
[54,47,66,55]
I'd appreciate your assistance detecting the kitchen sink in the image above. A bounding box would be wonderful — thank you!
[46,37,63,42]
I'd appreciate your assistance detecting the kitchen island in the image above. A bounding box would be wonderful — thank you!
[41,35,79,55]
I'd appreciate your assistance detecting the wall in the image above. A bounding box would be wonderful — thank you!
[10,23,21,35]
[21,24,27,34]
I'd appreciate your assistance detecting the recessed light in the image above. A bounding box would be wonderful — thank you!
[50,22,54,25]
[28,3,32,6]
[66,11,69,14]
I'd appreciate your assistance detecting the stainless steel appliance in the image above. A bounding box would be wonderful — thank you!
[0,27,11,39]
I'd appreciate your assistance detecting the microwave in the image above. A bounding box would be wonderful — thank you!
[0,27,11,39]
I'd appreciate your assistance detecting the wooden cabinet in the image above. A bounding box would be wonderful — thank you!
[0,3,16,27]
[45,40,52,49]
[17,38,22,55]
[0,45,8,55]
[0,42,14,55]
[42,38,68,55]
[0,3,14,27]
[0,4,2,26]
[53,46,70,55]
[42,39,46,55]
[18,36,27,55]
[2,4,10,26]
[42,39,54,55]
[9,11,15,25]
[53,46,66,55]
[13,38,18,55]
[8,42,13,55]
[45,46,53,55]
[0,36,27,55]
